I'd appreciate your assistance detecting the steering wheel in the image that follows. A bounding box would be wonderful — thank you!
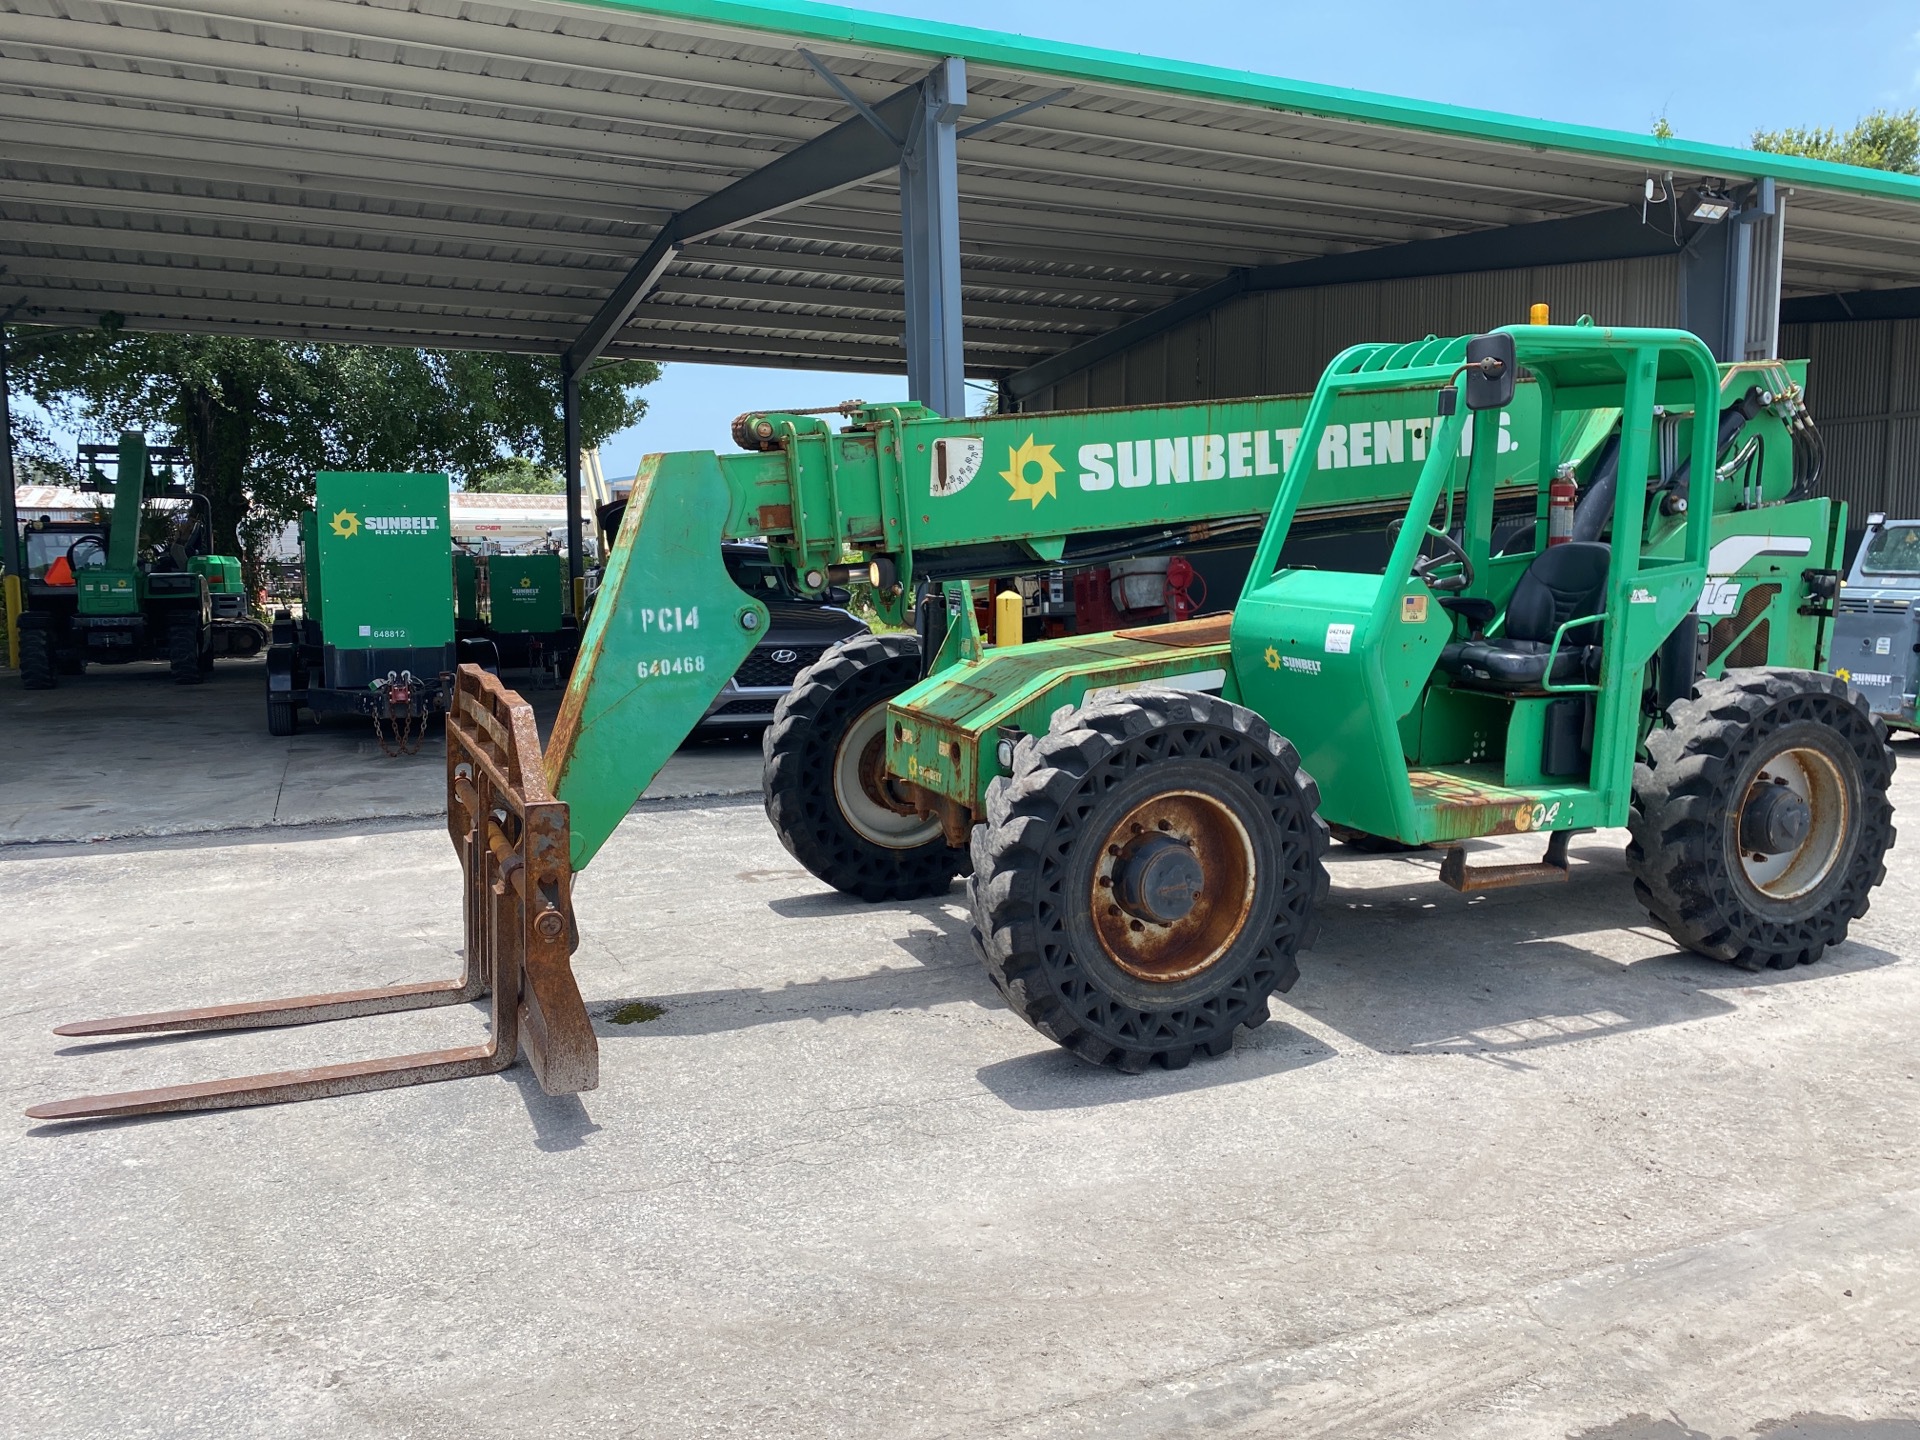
[65,533,109,570]
[1410,528,1474,592]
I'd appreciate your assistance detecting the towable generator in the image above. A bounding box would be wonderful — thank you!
[33,322,1894,1120]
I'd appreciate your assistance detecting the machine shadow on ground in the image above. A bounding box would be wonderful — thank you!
[1300,836,1902,1064]
[584,820,1907,1114]
[591,884,991,1040]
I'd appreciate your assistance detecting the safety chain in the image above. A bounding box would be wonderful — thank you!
[370,703,429,758]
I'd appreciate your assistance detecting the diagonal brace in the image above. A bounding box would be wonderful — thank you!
[564,66,938,378]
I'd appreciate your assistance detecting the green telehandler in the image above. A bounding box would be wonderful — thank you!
[16,433,265,689]
[31,320,1894,1120]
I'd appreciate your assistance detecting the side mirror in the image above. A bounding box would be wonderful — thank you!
[1464,332,1517,411]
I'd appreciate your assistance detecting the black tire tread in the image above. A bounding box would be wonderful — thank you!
[19,622,55,690]
[168,615,204,685]
[763,631,967,902]
[266,695,297,737]
[968,688,1329,1072]
[1626,667,1895,971]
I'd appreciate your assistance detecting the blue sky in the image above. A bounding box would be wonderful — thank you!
[596,0,1920,481]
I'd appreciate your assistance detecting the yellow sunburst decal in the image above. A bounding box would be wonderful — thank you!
[1000,435,1062,508]
[329,508,361,539]
[1264,645,1282,670]
[1835,667,1851,683]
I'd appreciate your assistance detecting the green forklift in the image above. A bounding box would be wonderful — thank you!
[31,321,1900,1119]
[17,433,263,689]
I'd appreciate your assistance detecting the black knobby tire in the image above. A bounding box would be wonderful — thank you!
[267,694,298,737]
[1628,668,1895,971]
[19,622,56,691]
[763,632,968,902]
[968,690,1329,1072]
[168,616,205,685]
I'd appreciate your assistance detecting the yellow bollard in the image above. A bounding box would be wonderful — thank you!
[994,588,1024,647]
[2,573,20,670]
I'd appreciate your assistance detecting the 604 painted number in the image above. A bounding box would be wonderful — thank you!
[1513,800,1562,832]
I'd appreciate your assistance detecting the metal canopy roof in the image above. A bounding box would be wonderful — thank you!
[5,0,1920,377]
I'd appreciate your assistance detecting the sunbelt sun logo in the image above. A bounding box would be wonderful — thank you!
[1001,436,1064,507]
[329,508,439,538]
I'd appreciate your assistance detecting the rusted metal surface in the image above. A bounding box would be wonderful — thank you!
[1437,829,1575,893]
[1090,789,1256,982]
[1113,613,1236,648]
[27,666,597,1124]
[1407,768,1535,842]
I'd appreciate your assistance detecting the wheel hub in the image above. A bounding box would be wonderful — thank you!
[1090,790,1255,983]
[1739,783,1812,855]
[1113,834,1205,923]
[1734,744,1849,901]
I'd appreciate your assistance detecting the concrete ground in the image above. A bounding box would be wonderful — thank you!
[0,667,1917,1438]
[0,657,762,844]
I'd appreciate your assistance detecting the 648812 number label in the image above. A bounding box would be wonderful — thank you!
[637,655,707,680]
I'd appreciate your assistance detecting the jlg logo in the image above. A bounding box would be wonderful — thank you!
[1700,578,1745,617]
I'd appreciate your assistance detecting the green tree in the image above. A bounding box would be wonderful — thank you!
[1752,108,1920,173]
[465,455,563,494]
[8,322,655,574]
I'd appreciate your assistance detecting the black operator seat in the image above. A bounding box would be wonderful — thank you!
[1437,541,1612,689]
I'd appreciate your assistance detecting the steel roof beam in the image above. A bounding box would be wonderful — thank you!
[561,70,933,378]
[1006,205,1696,401]
[1781,286,1920,323]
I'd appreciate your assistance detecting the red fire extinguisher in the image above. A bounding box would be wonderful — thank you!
[1166,556,1205,621]
[1547,463,1578,547]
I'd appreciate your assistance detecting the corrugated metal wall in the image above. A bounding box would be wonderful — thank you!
[1020,256,1681,412]
[1780,318,1920,522]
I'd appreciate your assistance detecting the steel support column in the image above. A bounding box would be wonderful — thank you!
[1682,179,1781,362]
[563,364,583,612]
[899,57,968,417]
[0,321,19,581]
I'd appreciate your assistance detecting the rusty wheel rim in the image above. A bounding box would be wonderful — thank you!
[1735,743,1848,901]
[832,699,943,849]
[1089,789,1256,983]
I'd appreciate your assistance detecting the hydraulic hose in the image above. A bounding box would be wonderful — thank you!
[1570,387,1768,542]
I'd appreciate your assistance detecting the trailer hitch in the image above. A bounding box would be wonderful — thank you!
[365,668,438,757]
[27,666,598,1123]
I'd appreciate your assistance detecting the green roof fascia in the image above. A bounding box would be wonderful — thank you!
[573,0,1920,210]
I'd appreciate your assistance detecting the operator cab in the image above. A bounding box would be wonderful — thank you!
[1436,540,1610,690]
[1233,324,1725,852]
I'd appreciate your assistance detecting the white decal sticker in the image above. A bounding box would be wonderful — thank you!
[1707,533,1813,573]
[931,437,984,497]
[1325,623,1354,654]
[1631,587,1656,604]
[1086,668,1227,704]
[1282,655,1322,675]
[1699,578,1743,617]
[1877,636,1892,655]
